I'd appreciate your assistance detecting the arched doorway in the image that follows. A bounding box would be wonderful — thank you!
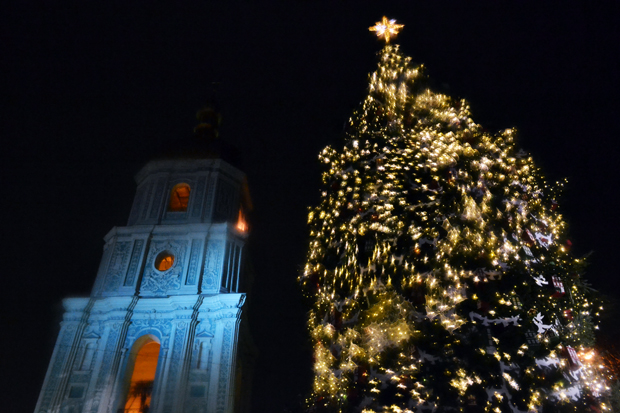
[123,338,161,413]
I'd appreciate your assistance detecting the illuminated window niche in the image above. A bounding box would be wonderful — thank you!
[123,336,161,413]
[236,208,248,232]
[154,251,174,272]
[168,183,191,212]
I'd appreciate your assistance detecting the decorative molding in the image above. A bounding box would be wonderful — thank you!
[190,175,206,219]
[204,175,215,221]
[128,183,146,225]
[92,240,114,296]
[141,240,188,295]
[149,178,166,220]
[140,180,154,222]
[38,326,75,412]
[202,240,223,293]
[163,323,187,413]
[214,179,235,221]
[126,318,172,346]
[89,324,120,413]
[103,241,132,292]
[69,372,90,383]
[186,239,203,286]
[215,322,235,413]
[124,239,144,287]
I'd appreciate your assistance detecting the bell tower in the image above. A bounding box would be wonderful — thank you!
[35,107,254,413]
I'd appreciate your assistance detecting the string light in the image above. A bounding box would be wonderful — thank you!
[301,21,607,413]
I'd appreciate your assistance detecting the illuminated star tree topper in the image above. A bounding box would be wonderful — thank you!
[369,16,404,43]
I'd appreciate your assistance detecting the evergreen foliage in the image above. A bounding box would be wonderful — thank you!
[300,44,607,412]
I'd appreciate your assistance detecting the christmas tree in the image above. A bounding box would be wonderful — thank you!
[300,18,609,413]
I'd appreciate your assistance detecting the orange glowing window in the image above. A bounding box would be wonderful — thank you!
[125,341,160,413]
[236,209,248,232]
[168,183,191,212]
[155,251,174,272]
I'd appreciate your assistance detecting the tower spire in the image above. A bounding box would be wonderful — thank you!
[194,103,222,140]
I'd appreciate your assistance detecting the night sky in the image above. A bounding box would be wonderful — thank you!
[2,2,620,412]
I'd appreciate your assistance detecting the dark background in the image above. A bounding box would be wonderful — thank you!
[2,1,619,412]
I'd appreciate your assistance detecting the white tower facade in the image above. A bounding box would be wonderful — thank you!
[35,132,254,413]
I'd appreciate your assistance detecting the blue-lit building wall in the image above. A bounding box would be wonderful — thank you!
[35,158,253,413]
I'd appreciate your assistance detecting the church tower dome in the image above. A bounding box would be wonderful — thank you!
[35,108,254,413]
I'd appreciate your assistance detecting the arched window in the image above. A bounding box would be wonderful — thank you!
[123,338,161,413]
[168,183,191,212]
